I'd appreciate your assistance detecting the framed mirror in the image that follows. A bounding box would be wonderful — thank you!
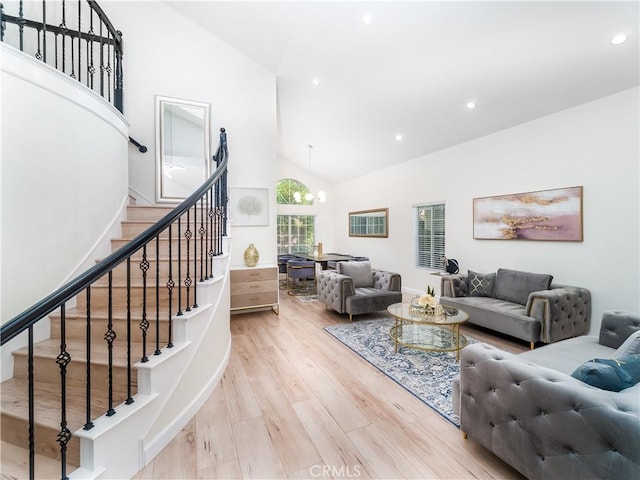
[348,208,389,238]
[155,96,211,203]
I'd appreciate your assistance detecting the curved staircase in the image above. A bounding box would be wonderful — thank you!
[1,205,231,479]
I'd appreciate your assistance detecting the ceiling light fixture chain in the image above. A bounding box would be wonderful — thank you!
[294,144,326,203]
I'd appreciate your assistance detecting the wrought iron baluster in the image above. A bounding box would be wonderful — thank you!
[28,325,35,480]
[105,270,115,416]
[140,246,149,362]
[166,224,174,348]
[199,197,205,282]
[125,258,133,404]
[216,207,223,257]
[98,20,103,97]
[56,303,72,480]
[41,0,46,63]
[192,205,198,308]
[87,8,94,89]
[35,27,42,60]
[54,31,58,69]
[177,217,183,316]
[208,188,214,278]
[154,235,161,355]
[184,210,192,312]
[105,28,111,101]
[214,160,220,245]
[114,30,123,112]
[1,3,5,42]
[76,0,81,82]
[69,5,75,78]
[83,286,94,430]
[60,0,66,74]
[18,0,24,50]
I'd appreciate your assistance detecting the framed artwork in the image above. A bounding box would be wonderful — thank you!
[230,187,269,226]
[473,186,583,241]
[348,208,389,237]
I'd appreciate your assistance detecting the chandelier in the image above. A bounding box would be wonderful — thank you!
[294,144,326,203]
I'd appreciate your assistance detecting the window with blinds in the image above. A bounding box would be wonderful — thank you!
[416,203,446,270]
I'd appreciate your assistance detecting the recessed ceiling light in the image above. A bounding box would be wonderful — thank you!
[362,14,373,25]
[466,101,476,109]
[395,134,403,141]
[312,78,320,86]
[611,33,628,46]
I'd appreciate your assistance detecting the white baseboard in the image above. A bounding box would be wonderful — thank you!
[63,194,129,284]
[128,186,155,206]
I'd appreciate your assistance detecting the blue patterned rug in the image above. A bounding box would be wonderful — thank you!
[324,318,481,427]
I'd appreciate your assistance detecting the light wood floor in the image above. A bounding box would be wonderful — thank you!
[133,290,528,480]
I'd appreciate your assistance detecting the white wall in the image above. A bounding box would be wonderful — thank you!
[1,44,129,379]
[332,87,640,334]
[104,1,277,268]
[0,45,129,321]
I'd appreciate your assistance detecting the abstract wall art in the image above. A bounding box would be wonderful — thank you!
[473,186,583,241]
[230,187,269,226]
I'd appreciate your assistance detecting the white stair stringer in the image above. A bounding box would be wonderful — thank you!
[70,250,231,480]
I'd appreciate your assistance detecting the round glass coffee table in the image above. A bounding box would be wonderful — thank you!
[387,302,469,361]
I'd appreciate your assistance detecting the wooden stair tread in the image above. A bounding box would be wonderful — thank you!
[49,307,175,321]
[1,441,77,477]
[11,338,154,366]
[1,377,118,428]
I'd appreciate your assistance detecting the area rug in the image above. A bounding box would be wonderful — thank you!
[324,318,483,427]
[294,294,318,303]
[285,284,318,302]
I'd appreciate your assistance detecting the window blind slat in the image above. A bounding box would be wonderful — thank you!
[416,204,445,269]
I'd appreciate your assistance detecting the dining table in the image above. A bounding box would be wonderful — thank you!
[295,253,354,270]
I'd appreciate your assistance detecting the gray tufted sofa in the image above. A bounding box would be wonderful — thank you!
[317,261,402,321]
[456,310,640,480]
[440,268,591,348]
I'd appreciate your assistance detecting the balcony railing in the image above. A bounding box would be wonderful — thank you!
[1,0,124,112]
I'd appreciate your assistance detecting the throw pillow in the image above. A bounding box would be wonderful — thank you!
[570,354,640,392]
[613,330,640,359]
[338,261,373,288]
[468,270,495,297]
[493,268,553,305]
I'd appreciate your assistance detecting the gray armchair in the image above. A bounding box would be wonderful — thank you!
[317,261,402,321]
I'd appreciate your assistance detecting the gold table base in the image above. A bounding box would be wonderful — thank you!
[387,303,469,361]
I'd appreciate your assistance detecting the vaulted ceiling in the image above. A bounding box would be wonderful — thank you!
[167,1,639,183]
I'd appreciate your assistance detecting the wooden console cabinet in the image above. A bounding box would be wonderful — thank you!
[230,265,279,314]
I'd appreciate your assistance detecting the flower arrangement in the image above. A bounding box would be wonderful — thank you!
[410,285,444,316]
[418,286,438,308]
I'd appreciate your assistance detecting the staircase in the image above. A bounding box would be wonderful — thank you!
[1,205,227,479]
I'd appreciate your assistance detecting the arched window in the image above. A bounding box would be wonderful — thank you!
[276,178,314,205]
[276,178,315,254]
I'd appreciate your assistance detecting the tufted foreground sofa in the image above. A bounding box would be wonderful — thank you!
[317,261,402,321]
[440,268,591,348]
[456,310,640,480]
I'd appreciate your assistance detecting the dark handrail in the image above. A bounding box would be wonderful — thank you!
[129,136,147,153]
[1,128,227,346]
